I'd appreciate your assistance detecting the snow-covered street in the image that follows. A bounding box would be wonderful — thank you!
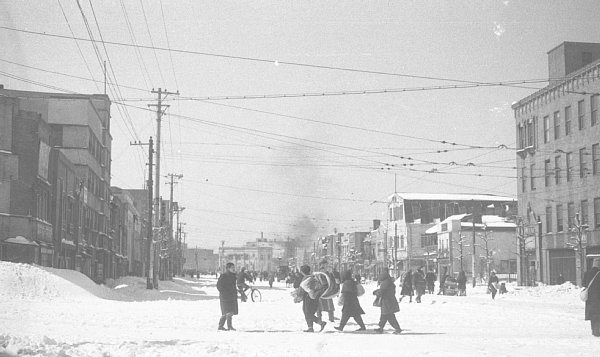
[1,262,599,357]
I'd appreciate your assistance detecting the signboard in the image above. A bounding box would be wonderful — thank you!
[38,141,51,180]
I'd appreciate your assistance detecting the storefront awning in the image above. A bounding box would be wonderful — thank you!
[3,236,39,246]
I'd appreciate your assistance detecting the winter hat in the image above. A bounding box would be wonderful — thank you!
[300,265,311,275]
[593,258,600,268]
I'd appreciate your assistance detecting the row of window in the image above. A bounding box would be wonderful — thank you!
[518,94,599,148]
[521,143,600,191]
[545,198,600,233]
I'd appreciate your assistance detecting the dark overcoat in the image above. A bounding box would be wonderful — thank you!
[217,270,238,315]
[378,277,400,315]
[400,271,413,296]
[583,267,600,321]
[340,279,365,317]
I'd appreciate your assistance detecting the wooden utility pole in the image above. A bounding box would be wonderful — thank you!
[131,137,154,289]
[165,173,183,278]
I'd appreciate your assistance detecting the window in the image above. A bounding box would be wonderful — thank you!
[580,148,587,178]
[593,143,599,175]
[565,106,572,136]
[553,111,561,139]
[530,164,536,190]
[555,156,561,184]
[544,159,551,187]
[578,100,585,130]
[527,117,535,147]
[556,204,563,232]
[546,206,552,233]
[521,167,527,192]
[592,95,599,126]
[595,198,600,228]
[581,200,589,225]
[518,123,525,149]
[568,202,575,228]
[566,152,573,181]
[543,115,550,143]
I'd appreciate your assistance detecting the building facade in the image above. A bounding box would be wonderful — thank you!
[513,42,600,286]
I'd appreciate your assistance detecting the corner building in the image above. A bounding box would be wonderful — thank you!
[513,42,600,286]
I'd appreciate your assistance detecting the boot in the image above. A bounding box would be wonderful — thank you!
[217,316,227,331]
[226,316,235,331]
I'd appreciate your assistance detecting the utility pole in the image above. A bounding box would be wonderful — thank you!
[165,173,183,279]
[471,201,478,288]
[148,88,178,283]
[174,206,185,276]
[131,137,154,289]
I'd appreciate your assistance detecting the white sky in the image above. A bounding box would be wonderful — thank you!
[2,1,600,249]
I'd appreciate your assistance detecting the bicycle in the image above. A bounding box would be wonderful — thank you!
[238,285,262,302]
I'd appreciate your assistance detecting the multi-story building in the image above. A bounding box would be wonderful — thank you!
[111,187,143,277]
[387,192,517,278]
[513,42,600,286]
[183,247,218,275]
[0,87,112,283]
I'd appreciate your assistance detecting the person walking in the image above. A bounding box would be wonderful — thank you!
[425,271,436,294]
[399,269,413,302]
[457,270,467,296]
[299,265,327,333]
[413,267,426,303]
[268,274,275,288]
[374,268,402,334]
[216,262,238,331]
[438,273,449,295]
[583,258,600,337]
[488,271,499,300]
[334,270,366,332]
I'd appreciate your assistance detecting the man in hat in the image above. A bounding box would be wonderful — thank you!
[583,258,600,337]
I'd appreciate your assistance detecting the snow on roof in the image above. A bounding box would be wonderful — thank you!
[387,192,516,202]
[426,214,516,234]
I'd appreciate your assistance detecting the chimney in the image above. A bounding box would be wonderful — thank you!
[373,219,381,230]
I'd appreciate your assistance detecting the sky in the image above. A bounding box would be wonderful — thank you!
[2,261,600,356]
[2,1,600,250]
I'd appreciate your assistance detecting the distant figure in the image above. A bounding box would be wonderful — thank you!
[556,274,565,285]
[488,271,499,300]
[412,267,426,303]
[583,258,600,337]
[439,273,449,295]
[216,262,238,331]
[457,270,467,296]
[499,282,507,294]
[425,271,436,294]
[236,267,253,302]
[268,274,274,288]
[399,270,413,302]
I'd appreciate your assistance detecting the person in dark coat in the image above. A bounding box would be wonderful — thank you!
[438,273,449,295]
[374,268,402,334]
[425,271,436,294]
[583,258,600,337]
[399,270,413,302]
[334,270,366,331]
[488,271,499,300]
[216,262,238,331]
[412,267,426,303]
[299,265,327,332]
[457,270,467,296]
[268,274,274,288]
[236,267,253,302]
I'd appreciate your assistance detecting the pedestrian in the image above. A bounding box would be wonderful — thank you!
[457,270,467,296]
[425,271,436,294]
[334,270,366,332]
[488,271,499,300]
[413,267,426,303]
[236,267,253,302]
[299,265,327,333]
[438,273,449,295]
[268,274,275,288]
[583,258,600,337]
[374,268,402,334]
[399,269,413,302]
[317,271,336,323]
[216,262,238,331]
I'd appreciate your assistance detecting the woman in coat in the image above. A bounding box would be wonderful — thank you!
[374,268,402,334]
[334,270,366,331]
[216,262,238,331]
[488,271,499,300]
[583,258,600,337]
[457,270,467,296]
[412,268,426,303]
[399,270,413,302]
